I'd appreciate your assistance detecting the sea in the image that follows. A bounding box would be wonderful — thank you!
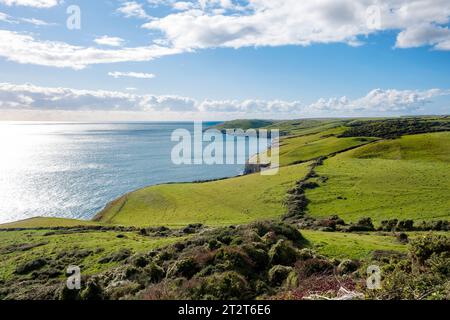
[0,122,269,224]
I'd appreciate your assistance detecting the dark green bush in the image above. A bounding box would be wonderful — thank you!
[269,240,298,266]
[409,234,450,264]
[166,258,199,279]
[268,265,292,286]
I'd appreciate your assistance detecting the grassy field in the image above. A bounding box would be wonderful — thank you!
[96,163,311,227]
[301,230,408,259]
[0,229,183,282]
[306,132,450,223]
[0,217,99,229]
[278,127,378,166]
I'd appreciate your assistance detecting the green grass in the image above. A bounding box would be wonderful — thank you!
[213,119,277,131]
[306,132,450,223]
[301,230,407,259]
[96,163,311,227]
[0,217,99,229]
[278,127,378,166]
[0,229,183,281]
[265,119,348,136]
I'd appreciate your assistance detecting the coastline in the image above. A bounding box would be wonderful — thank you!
[1,131,274,228]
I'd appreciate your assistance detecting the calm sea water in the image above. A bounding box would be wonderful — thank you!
[0,122,268,224]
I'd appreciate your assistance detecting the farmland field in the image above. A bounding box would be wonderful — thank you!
[306,132,450,223]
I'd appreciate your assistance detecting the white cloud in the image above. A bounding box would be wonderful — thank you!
[94,36,125,47]
[0,1,448,71]
[0,30,182,69]
[108,71,156,79]
[0,0,60,8]
[198,99,302,113]
[0,82,197,112]
[142,0,450,51]
[396,23,450,49]
[1,82,448,116]
[117,1,151,19]
[172,1,194,11]
[0,11,54,26]
[0,11,15,23]
[19,17,55,26]
[307,88,450,113]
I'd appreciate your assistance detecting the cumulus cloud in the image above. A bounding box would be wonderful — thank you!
[0,1,448,70]
[108,71,156,79]
[142,0,450,51]
[307,88,450,113]
[0,82,197,112]
[1,82,448,116]
[94,36,125,47]
[0,30,182,69]
[117,1,151,19]
[0,0,60,8]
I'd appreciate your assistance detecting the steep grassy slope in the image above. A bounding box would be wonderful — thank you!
[96,163,311,227]
[306,132,450,223]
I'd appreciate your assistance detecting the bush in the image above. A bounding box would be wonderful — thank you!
[379,219,398,231]
[397,220,414,231]
[268,265,292,286]
[98,249,132,264]
[269,240,298,266]
[167,258,199,279]
[296,258,334,277]
[80,278,104,300]
[214,246,254,275]
[337,259,359,275]
[241,245,269,271]
[15,258,47,275]
[192,272,250,300]
[409,234,450,264]
[251,221,305,245]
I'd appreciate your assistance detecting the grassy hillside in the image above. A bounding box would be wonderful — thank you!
[0,217,99,229]
[278,127,378,166]
[301,230,407,259]
[213,119,277,131]
[306,132,450,223]
[0,229,182,282]
[1,117,449,300]
[96,163,311,227]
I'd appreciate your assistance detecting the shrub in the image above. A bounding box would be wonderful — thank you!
[98,249,132,264]
[15,258,47,275]
[132,255,149,268]
[409,234,450,264]
[167,258,200,279]
[379,219,398,231]
[214,246,254,275]
[396,233,409,244]
[397,220,414,231]
[269,240,299,266]
[347,217,375,232]
[268,265,293,286]
[241,244,269,271]
[337,259,359,275]
[80,278,104,300]
[192,272,250,300]
[251,221,305,245]
[296,258,334,277]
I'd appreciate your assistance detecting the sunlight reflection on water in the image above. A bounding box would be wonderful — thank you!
[0,122,268,223]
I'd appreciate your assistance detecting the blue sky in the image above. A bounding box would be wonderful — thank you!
[0,0,449,120]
